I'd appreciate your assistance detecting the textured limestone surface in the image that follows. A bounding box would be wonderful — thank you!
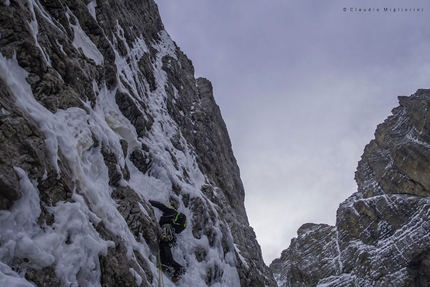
[0,0,275,286]
[271,90,430,287]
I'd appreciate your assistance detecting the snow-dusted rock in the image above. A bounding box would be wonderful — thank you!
[270,223,341,287]
[0,0,275,286]
[271,90,430,286]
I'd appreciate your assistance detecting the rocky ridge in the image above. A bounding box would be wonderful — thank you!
[0,0,275,286]
[271,90,430,286]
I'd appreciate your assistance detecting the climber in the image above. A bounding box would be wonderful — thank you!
[149,200,187,282]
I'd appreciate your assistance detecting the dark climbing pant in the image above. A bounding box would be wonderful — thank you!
[159,241,182,272]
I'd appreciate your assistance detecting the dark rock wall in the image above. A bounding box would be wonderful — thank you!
[0,0,275,286]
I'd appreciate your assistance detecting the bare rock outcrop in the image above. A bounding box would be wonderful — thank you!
[0,0,274,286]
[271,90,430,286]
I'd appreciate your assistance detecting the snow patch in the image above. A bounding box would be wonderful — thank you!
[67,10,103,65]
[129,268,142,285]
[0,20,243,285]
[0,261,34,287]
[0,168,113,287]
[87,0,97,20]
[0,54,61,172]
[26,0,52,66]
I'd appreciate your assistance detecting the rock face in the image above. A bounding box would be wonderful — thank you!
[271,90,430,286]
[0,0,275,286]
[271,223,341,287]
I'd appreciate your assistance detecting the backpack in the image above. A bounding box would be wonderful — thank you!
[160,211,187,234]
[172,212,187,233]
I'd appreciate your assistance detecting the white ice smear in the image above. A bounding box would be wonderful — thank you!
[87,0,97,20]
[0,16,242,285]
[67,10,103,65]
[0,261,34,287]
[0,168,112,287]
[0,54,61,173]
[26,0,52,66]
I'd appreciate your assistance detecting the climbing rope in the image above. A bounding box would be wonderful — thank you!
[157,246,165,287]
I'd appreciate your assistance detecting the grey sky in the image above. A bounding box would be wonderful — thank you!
[154,0,430,263]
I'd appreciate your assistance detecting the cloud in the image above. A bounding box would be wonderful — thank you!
[155,0,430,263]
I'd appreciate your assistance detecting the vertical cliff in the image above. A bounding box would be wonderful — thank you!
[0,0,275,286]
[271,90,430,286]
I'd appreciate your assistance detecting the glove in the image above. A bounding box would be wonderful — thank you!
[149,200,159,206]
[149,200,169,212]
